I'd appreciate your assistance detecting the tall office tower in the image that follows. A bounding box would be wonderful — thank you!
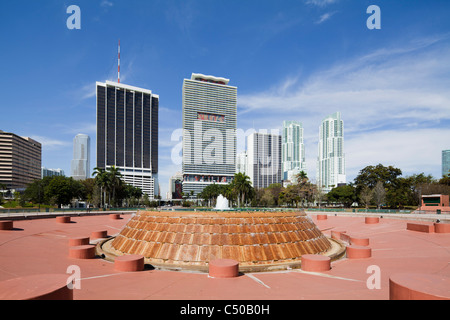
[0,130,41,190]
[182,73,237,196]
[168,172,183,200]
[236,151,248,175]
[96,81,159,198]
[247,132,282,189]
[317,112,346,193]
[71,134,90,180]
[282,120,306,183]
[443,150,450,177]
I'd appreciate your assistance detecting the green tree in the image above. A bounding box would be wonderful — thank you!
[279,184,300,207]
[327,185,357,208]
[354,164,402,191]
[359,185,373,209]
[439,174,450,186]
[0,183,6,205]
[230,172,253,207]
[45,176,84,208]
[354,164,403,208]
[23,176,54,205]
[373,180,386,209]
[294,171,316,207]
[259,183,283,207]
[93,167,108,208]
[80,178,96,206]
[106,166,123,207]
[198,184,221,207]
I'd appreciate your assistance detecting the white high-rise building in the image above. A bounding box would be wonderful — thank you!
[236,151,248,175]
[282,120,306,184]
[182,73,237,196]
[317,112,346,193]
[247,132,282,189]
[42,167,65,178]
[71,134,90,180]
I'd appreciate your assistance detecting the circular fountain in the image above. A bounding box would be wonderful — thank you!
[99,210,345,272]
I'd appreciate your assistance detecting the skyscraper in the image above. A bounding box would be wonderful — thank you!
[247,132,282,189]
[443,150,450,177]
[0,130,41,190]
[71,134,90,180]
[282,120,306,183]
[42,167,65,178]
[317,112,346,193]
[236,151,248,175]
[168,172,183,200]
[182,73,237,196]
[96,80,159,198]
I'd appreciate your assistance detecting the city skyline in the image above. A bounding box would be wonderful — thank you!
[2,1,450,198]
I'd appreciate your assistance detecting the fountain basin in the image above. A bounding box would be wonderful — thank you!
[99,210,345,272]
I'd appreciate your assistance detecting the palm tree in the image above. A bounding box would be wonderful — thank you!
[294,171,310,207]
[231,172,253,208]
[106,166,123,207]
[92,167,108,208]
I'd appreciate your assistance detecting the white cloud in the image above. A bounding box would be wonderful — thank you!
[306,0,339,7]
[237,36,450,181]
[316,12,336,24]
[345,128,450,180]
[79,83,97,100]
[101,0,114,8]
[30,136,71,150]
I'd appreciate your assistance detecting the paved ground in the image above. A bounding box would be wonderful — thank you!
[0,212,449,302]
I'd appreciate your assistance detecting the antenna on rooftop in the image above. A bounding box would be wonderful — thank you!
[118,39,121,83]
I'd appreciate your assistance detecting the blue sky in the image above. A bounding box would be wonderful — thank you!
[1,0,450,198]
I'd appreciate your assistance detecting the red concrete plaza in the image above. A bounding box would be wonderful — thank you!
[0,212,449,301]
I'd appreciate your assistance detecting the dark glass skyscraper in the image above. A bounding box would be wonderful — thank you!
[96,81,159,198]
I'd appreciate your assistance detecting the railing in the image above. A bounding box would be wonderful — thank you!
[0,207,141,219]
[413,210,450,215]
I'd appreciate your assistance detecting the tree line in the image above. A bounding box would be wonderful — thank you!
[4,163,449,210]
[10,166,153,209]
[190,164,450,210]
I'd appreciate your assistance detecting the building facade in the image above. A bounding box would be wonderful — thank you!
[0,130,41,190]
[247,132,282,189]
[282,120,306,184]
[317,112,346,193]
[168,172,183,200]
[71,134,90,180]
[236,151,248,175]
[96,81,159,198]
[42,167,65,178]
[182,73,237,196]
[443,150,450,177]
